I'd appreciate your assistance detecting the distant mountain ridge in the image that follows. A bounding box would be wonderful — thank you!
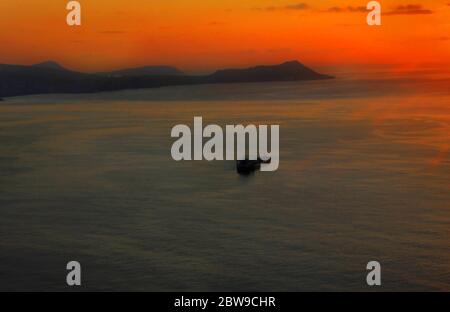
[32,61,69,71]
[210,60,331,83]
[98,65,184,77]
[0,60,333,98]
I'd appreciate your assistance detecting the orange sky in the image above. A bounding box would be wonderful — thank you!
[0,0,449,72]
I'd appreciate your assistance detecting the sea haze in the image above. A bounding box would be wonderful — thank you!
[0,74,449,291]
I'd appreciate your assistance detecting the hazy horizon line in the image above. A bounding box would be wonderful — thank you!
[2,59,450,76]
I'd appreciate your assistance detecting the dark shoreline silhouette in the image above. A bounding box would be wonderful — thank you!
[97,65,184,77]
[0,60,333,98]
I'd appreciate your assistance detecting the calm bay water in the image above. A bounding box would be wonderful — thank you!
[0,76,449,291]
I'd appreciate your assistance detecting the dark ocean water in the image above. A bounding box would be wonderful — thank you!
[0,76,449,291]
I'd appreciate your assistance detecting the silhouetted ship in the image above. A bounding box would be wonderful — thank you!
[236,157,271,175]
[0,60,333,98]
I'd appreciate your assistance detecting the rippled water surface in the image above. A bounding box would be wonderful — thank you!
[0,76,449,291]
